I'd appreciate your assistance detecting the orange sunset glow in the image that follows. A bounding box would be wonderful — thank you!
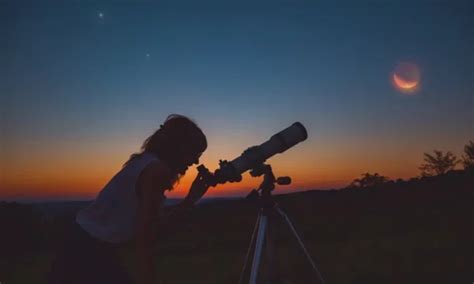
[2,131,439,201]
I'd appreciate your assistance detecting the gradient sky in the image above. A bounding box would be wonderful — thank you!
[2,0,473,201]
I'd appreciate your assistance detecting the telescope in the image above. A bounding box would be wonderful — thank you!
[197,122,308,187]
[197,122,325,284]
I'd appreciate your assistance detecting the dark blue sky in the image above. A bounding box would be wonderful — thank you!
[2,0,473,199]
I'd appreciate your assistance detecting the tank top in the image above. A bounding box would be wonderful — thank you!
[76,152,160,243]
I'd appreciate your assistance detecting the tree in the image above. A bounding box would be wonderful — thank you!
[461,141,474,171]
[350,172,389,188]
[418,150,459,177]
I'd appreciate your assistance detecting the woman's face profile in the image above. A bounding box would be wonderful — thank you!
[177,151,202,175]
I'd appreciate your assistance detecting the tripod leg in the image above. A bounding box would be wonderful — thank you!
[239,214,261,284]
[249,214,267,284]
[276,208,326,284]
[265,213,279,283]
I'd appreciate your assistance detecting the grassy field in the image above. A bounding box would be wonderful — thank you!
[8,211,470,283]
[2,171,472,283]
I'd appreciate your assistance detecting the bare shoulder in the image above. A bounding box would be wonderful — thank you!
[143,159,171,176]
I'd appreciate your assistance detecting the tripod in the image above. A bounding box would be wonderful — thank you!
[238,164,326,284]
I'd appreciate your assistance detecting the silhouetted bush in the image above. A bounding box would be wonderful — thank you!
[347,172,390,189]
[419,150,459,177]
[462,141,474,171]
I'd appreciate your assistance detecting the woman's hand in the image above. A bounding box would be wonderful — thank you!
[183,171,210,206]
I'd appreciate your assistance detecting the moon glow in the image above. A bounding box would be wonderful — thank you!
[391,62,421,94]
[393,73,418,89]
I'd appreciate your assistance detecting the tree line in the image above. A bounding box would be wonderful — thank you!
[348,140,474,189]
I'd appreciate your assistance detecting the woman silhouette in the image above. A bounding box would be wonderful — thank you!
[48,114,209,284]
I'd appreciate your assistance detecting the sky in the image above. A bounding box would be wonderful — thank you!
[1,0,473,201]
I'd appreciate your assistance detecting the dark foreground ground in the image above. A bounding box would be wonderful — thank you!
[1,170,473,283]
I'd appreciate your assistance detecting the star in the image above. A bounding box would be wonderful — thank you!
[146,53,150,58]
[98,12,104,19]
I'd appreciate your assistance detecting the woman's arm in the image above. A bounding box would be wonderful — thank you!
[136,161,170,284]
[161,171,210,229]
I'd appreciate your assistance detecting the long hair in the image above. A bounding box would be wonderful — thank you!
[123,114,207,190]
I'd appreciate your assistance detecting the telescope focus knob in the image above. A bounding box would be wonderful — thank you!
[276,176,291,185]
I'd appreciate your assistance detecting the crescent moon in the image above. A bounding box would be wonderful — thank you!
[393,73,418,90]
